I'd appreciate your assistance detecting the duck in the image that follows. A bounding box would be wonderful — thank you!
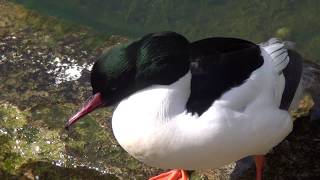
[65,31,304,180]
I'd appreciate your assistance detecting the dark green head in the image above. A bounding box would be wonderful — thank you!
[91,31,190,105]
[65,31,190,128]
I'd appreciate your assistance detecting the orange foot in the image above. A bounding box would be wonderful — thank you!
[149,169,189,180]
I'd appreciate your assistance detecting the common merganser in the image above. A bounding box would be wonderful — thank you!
[65,31,305,180]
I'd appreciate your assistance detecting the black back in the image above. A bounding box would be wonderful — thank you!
[186,38,264,115]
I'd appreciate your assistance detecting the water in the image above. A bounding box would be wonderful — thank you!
[12,0,320,62]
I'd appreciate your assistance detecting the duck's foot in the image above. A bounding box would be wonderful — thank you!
[254,155,265,180]
[149,169,189,180]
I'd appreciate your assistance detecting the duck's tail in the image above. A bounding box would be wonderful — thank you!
[260,38,320,122]
[278,40,320,122]
[259,38,290,73]
[260,38,303,111]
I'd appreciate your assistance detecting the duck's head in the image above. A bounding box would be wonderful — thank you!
[65,32,190,129]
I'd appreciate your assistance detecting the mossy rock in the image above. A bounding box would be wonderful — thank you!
[15,161,118,180]
[275,27,291,39]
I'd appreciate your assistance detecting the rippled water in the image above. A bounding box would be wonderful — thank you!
[12,0,320,61]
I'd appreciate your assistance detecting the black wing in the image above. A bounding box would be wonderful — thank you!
[186,37,264,115]
[280,49,303,110]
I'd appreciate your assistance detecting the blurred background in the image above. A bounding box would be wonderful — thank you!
[1,0,319,179]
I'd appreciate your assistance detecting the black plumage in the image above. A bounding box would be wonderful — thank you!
[186,38,264,115]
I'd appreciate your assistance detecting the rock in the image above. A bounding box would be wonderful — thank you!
[15,161,118,180]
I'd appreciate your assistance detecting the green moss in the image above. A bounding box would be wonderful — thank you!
[0,102,65,175]
[15,161,118,179]
[0,103,28,174]
[0,103,27,129]
[275,27,291,39]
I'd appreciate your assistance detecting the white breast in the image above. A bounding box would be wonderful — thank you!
[111,49,293,170]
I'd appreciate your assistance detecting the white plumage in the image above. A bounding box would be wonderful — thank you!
[112,39,293,170]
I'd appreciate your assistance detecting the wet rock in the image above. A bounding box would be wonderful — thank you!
[1,161,118,180]
[0,1,158,179]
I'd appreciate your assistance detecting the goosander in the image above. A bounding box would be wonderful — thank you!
[65,31,304,180]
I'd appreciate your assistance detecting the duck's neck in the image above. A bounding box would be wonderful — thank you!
[112,71,191,125]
